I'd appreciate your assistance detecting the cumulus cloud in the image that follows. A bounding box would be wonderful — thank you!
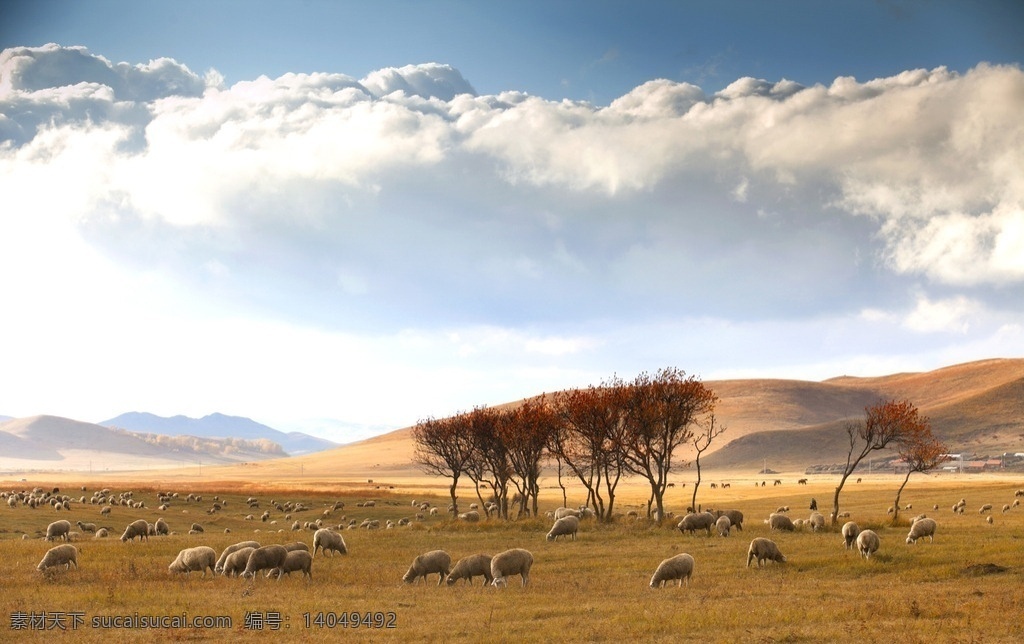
[2,44,1023,343]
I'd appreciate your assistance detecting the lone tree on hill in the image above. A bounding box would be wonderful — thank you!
[891,413,948,524]
[831,399,929,525]
[691,413,726,514]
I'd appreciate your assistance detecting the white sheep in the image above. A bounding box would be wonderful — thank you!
[312,529,348,557]
[402,550,452,585]
[856,530,880,560]
[169,546,217,576]
[490,548,533,588]
[979,504,993,514]
[154,518,169,536]
[458,510,480,522]
[221,547,257,577]
[715,515,731,537]
[841,521,860,549]
[241,545,289,580]
[94,528,109,539]
[546,516,579,542]
[747,538,786,567]
[37,544,78,572]
[45,520,72,542]
[906,517,937,544]
[677,512,716,536]
[268,550,313,580]
[768,513,795,532]
[120,519,150,542]
[75,521,97,533]
[553,507,581,520]
[445,553,493,586]
[215,541,261,573]
[649,553,694,588]
[808,512,825,532]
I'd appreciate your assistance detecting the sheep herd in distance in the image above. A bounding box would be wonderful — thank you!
[3,474,1024,641]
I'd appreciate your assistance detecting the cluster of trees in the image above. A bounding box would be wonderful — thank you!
[412,367,720,523]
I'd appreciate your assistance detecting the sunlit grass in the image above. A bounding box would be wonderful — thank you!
[1,478,1023,641]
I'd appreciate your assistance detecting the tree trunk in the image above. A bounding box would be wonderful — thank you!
[830,471,851,525]
[892,471,912,524]
[449,476,459,517]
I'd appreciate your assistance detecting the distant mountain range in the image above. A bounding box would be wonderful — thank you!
[100,412,337,456]
[0,415,288,471]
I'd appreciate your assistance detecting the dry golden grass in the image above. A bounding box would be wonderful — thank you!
[3,474,1024,642]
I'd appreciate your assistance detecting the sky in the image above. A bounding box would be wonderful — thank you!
[1,1,1023,443]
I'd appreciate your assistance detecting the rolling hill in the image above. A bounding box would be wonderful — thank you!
[215,357,1024,481]
[4,358,1022,479]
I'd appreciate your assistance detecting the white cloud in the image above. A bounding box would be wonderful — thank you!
[902,294,976,334]
[2,45,1024,436]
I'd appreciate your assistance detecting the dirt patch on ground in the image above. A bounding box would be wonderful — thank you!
[961,563,1009,576]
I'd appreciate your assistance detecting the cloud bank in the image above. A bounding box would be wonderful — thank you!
[1,44,1022,436]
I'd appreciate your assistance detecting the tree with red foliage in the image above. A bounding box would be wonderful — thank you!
[892,410,948,523]
[831,399,932,525]
[622,367,717,521]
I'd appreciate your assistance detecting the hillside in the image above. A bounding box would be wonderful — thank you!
[199,357,1024,482]
[5,358,1023,479]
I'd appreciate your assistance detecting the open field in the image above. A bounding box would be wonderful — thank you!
[3,474,1024,642]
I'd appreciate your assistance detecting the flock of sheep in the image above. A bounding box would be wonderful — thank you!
[12,484,1023,591]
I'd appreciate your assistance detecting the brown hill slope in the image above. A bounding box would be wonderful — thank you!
[201,357,1024,481]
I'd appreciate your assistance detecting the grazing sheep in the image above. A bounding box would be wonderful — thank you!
[715,515,731,537]
[768,513,795,532]
[1002,504,1011,513]
[190,522,204,533]
[553,507,581,520]
[120,519,150,542]
[746,538,786,568]
[458,510,480,522]
[313,529,348,557]
[445,554,494,586]
[37,544,78,571]
[93,528,109,539]
[169,546,217,576]
[649,553,695,588]
[856,530,880,560]
[546,516,580,542]
[979,504,993,514]
[678,512,716,536]
[221,547,257,577]
[986,515,993,525]
[808,512,825,532]
[490,548,534,588]
[45,520,72,542]
[283,541,310,552]
[714,509,744,531]
[402,550,452,585]
[154,518,169,536]
[75,521,97,533]
[906,518,937,544]
[215,541,261,573]
[842,522,860,549]
[268,550,313,580]
[241,545,289,580]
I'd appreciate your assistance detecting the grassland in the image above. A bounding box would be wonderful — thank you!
[2,475,1023,642]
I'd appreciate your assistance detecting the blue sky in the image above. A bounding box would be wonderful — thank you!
[1,1,1023,442]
